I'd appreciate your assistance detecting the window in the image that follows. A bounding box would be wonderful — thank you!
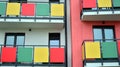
[49,0,60,3]
[9,0,27,3]
[93,26,115,42]
[49,33,60,47]
[5,33,25,46]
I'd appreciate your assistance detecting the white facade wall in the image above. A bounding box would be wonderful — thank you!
[0,28,65,46]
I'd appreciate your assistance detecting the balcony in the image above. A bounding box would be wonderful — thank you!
[0,1,65,29]
[0,45,66,67]
[81,0,120,21]
[82,39,120,67]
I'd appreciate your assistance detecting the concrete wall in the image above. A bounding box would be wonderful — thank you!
[0,28,65,46]
[70,0,120,67]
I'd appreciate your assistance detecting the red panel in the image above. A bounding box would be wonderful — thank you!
[83,0,96,8]
[1,47,16,62]
[50,48,64,63]
[22,3,35,16]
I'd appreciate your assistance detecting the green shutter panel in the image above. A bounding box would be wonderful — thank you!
[36,3,50,16]
[101,42,118,58]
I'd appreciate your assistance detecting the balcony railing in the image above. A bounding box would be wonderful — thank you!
[0,45,66,66]
[82,39,120,66]
[81,0,120,21]
[0,1,65,22]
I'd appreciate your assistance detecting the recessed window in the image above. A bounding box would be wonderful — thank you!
[5,33,25,46]
[93,26,115,42]
[49,0,60,3]
[49,33,60,47]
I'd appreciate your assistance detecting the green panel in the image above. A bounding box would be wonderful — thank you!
[0,2,6,15]
[113,0,120,7]
[17,48,33,62]
[101,42,118,58]
[36,3,50,16]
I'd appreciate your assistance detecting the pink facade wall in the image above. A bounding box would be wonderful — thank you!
[70,0,120,67]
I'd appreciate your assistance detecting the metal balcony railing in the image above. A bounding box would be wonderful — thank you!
[0,1,65,22]
[0,45,66,66]
[81,0,120,15]
[82,39,120,66]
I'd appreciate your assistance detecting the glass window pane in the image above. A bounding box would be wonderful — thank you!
[104,29,114,42]
[93,28,102,41]
[16,36,24,45]
[6,36,15,45]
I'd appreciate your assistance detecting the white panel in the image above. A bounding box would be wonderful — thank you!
[6,19,19,22]
[86,63,102,66]
[103,62,119,66]
[99,11,112,14]
[114,11,120,14]
[83,12,97,15]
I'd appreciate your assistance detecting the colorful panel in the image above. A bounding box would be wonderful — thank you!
[0,2,6,15]
[34,47,49,62]
[50,48,64,63]
[6,3,20,15]
[17,47,33,62]
[85,42,101,58]
[98,0,112,7]
[101,42,118,58]
[83,0,96,8]
[22,3,35,16]
[36,3,50,16]
[113,0,120,7]
[1,47,16,62]
[82,45,85,60]
[51,4,64,16]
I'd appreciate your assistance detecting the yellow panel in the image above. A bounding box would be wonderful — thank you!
[6,3,20,15]
[82,45,85,60]
[51,4,64,16]
[34,47,49,62]
[98,0,112,7]
[85,42,101,58]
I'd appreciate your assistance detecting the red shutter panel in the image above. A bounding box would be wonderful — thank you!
[83,0,96,8]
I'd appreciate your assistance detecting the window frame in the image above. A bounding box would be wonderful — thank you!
[4,33,25,47]
[49,33,61,48]
[93,26,116,42]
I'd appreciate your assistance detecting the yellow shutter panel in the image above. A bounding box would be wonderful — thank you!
[34,47,49,62]
[6,3,20,15]
[98,0,112,7]
[85,42,101,58]
[51,4,64,16]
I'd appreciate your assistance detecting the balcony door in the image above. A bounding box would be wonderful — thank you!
[93,26,115,42]
[5,33,25,47]
[49,33,60,47]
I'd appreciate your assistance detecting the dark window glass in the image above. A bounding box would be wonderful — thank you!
[49,0,60,3]
[49,33,60,47]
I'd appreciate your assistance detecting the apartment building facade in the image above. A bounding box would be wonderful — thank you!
[71,0,120,67]
[0,0,69,67]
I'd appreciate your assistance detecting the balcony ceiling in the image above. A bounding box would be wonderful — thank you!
[0,22,64,29]
[81,11,120,21]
